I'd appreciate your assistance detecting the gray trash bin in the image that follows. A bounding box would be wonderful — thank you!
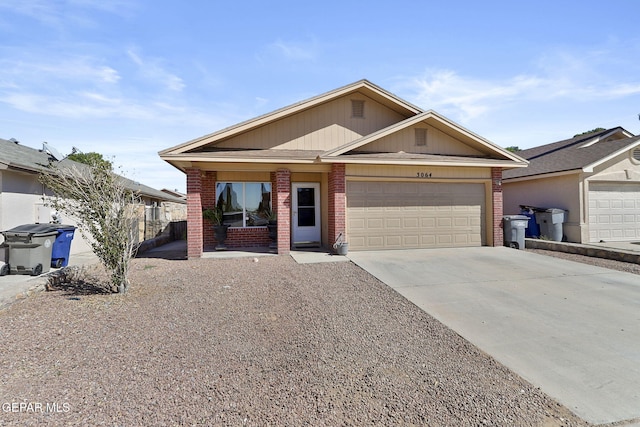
[535,208,567,242]
[1,224,58,276]
[503,215,529,249]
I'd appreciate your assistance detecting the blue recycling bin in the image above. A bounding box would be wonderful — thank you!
[51,225,76,268]
[520,210,540,238]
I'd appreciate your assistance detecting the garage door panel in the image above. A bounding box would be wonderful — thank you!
[589,183,640,242]
[348,181,485,250]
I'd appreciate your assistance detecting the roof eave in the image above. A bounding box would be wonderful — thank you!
[160,154,320,165]
[159,79,424,156]
[582,139,640,172]
[323,110,527,163]
[319,156,528,168]
[503,169,582,183]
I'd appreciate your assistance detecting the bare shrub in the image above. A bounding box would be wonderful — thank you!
[40,160,139,293]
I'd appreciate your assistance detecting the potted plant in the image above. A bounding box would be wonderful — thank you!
[266,209,277,249]
[203,207,229,250]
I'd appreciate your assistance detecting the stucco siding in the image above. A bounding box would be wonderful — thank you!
[503,174,581,242]
[589,150,640,182]
[212,93,407,151]
[0,171,93,259]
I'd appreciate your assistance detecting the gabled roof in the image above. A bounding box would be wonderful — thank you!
[0,138,185,204]
[159,79,423,156]
[322,110,526,165]
[503,127,640,180]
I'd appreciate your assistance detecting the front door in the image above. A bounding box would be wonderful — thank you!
[292,183,321,246]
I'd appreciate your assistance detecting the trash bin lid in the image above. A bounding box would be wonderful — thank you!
[545,208,566,213]
[55,225,77,232]
[503,215,530,220]
[2,223,59,236]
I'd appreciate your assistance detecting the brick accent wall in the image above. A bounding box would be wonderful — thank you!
[328,163,346,249]
[275,169,291,254]
[223,228,272,249]
[492,167,504,247]
[202,171,217,248]
[186,168,203,258]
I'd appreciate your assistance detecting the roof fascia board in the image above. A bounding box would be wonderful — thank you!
[583,139,640,172]
[503,169,581,183]
[160,154,320,164]
[323,112,432,157]
[426,110,528,163]
[159,79,423,156]
[323,110,528,164]
[579,128,632,148]
[319,156,527,168]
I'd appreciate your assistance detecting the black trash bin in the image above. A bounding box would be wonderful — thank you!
[1,224,58,275]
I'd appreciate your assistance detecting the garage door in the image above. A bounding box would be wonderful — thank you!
[347,181,485,250]
[589,183,640,242]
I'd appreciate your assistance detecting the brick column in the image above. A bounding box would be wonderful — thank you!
[186,168,203,258]
[328,163,346,248]
[275,169,291,255]
[202,171,217,248]
[492,167,504,247]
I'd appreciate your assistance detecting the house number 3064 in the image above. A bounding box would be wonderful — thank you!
[416,172,432,178]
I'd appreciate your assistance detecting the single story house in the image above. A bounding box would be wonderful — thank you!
[502,127,640,243]
[159,80,527,257]
[0,137,187,258]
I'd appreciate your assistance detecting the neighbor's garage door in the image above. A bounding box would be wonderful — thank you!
[347,181,485,250]
[589,183,640,242]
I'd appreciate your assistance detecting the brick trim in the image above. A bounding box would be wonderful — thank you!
[492,167,504,247]
[275,169,291,254]
[328,163,346,250]
[186,168,203,258]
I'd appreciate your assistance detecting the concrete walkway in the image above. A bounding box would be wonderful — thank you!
[0,250,99,310]
[348,246,640,426]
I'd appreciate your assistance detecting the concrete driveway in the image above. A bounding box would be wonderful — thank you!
[348,247,640,426]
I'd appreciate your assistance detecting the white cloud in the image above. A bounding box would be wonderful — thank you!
[2,92,152,119]
[0,56,120,86]
[0,0,137,28]
[273,40,315,60]
[261,38,319,62]
[126,48,185,92]
[399,59,640,123]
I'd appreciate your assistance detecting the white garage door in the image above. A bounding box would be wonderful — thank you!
[347,181,485,250]
[589,183,640,242]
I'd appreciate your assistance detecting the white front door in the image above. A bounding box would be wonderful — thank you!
[292,183,321,245]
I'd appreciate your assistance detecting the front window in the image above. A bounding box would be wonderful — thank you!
[216,182,272,227]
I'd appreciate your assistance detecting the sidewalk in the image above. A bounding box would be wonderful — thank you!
[0,250,99,311]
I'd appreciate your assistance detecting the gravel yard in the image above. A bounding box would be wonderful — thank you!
[0,255,589,426]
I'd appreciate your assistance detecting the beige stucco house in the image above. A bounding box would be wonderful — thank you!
[159,80,527,258]
[0,138,187,260]
[502,127,640,243]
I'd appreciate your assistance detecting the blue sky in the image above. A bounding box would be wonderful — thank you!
[1,0,639,193]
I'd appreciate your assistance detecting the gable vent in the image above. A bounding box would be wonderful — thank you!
[351,100,365,118]
[633,147,640,161]
[415,128,427,146]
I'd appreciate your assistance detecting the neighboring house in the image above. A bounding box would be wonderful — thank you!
[160,188,187,200]
[0,138,187,259]
[502,127,640,243]
[160,80,527,258]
